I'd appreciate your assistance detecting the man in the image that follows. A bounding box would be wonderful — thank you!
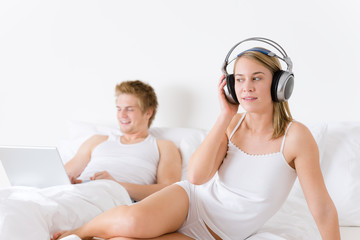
[65,80,182,202]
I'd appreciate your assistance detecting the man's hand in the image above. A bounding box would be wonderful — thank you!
[69,176,83,184]
[90,171,116,181]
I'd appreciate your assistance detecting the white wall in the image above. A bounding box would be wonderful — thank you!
[1,0,359,148]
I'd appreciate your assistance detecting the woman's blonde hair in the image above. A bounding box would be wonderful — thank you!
[234,49,293,139]
[115,80,158,127]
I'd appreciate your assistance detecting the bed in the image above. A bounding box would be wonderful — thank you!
[1,120,359,239]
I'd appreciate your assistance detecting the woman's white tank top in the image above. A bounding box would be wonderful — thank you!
[79,134,159,185]
[196,113,297,240]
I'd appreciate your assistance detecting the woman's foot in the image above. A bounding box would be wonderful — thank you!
[52,231,67,240]
[52,230,86,240]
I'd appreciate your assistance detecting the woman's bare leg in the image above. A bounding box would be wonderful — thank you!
[56,184,189,239]
[109,232,194,240]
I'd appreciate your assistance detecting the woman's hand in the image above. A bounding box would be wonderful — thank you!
[218,75,239,118]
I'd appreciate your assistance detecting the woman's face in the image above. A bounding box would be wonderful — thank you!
[234,57,274,112]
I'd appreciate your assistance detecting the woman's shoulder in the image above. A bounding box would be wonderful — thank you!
[284,121,319,166]
[288,121,310,133]
[286,121,316,144]
[226,112,245,136]
[231,112,245,124]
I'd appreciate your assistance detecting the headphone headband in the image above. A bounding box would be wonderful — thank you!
[237,47,272,57]
[222,37,293,75]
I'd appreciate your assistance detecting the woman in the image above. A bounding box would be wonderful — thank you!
[54,47,340,240]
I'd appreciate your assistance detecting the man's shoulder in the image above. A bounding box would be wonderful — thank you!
[85,134,109,146]
[155,138,176,145]
[155,138,177,150]
[90,134,109,140]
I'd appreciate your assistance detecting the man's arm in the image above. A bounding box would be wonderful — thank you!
[65,135,108,183]
[125,139,182,201]
[92,139,182,201]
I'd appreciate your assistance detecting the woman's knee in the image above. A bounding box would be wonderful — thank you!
[107,205,149,238]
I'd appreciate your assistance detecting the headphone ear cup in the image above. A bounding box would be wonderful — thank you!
[224,74,239,104]
[271,70,294,102]
[271,71,282,102]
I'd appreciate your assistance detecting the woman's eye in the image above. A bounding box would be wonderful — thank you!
[236,78,244,82]
[253,77,261,81]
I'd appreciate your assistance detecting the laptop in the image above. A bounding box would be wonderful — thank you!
[0,146,71,188]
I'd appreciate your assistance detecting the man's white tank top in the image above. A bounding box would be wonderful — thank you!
[79,134,159,185]
[196,113,297,240]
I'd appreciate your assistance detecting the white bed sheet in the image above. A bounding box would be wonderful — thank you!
[0,180,131,240]
[0,179,320,240]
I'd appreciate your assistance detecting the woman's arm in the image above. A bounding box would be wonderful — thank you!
[288,123,340,239]
[187,115,230,185]
[187,76,239,185]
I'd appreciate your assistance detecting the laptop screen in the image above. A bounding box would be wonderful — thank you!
[0,146,71,188]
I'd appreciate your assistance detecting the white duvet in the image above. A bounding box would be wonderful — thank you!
[0,180,131,240]
[0,179,320,240]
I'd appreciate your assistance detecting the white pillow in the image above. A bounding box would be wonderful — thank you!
[320,122,360,226]
[57,121,207,180]
[305,121,329,159]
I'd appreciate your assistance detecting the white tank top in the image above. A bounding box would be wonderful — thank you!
[196,113,297,240]
[79,134,159,185]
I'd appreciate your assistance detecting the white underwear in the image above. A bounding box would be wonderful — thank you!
[175,181,216,240]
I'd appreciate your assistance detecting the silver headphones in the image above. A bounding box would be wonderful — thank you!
[222,37,294,104]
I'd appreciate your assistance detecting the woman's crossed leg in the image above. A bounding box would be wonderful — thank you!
[54,184,190,240]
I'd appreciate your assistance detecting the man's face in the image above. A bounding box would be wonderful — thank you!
[116,94,151,134]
